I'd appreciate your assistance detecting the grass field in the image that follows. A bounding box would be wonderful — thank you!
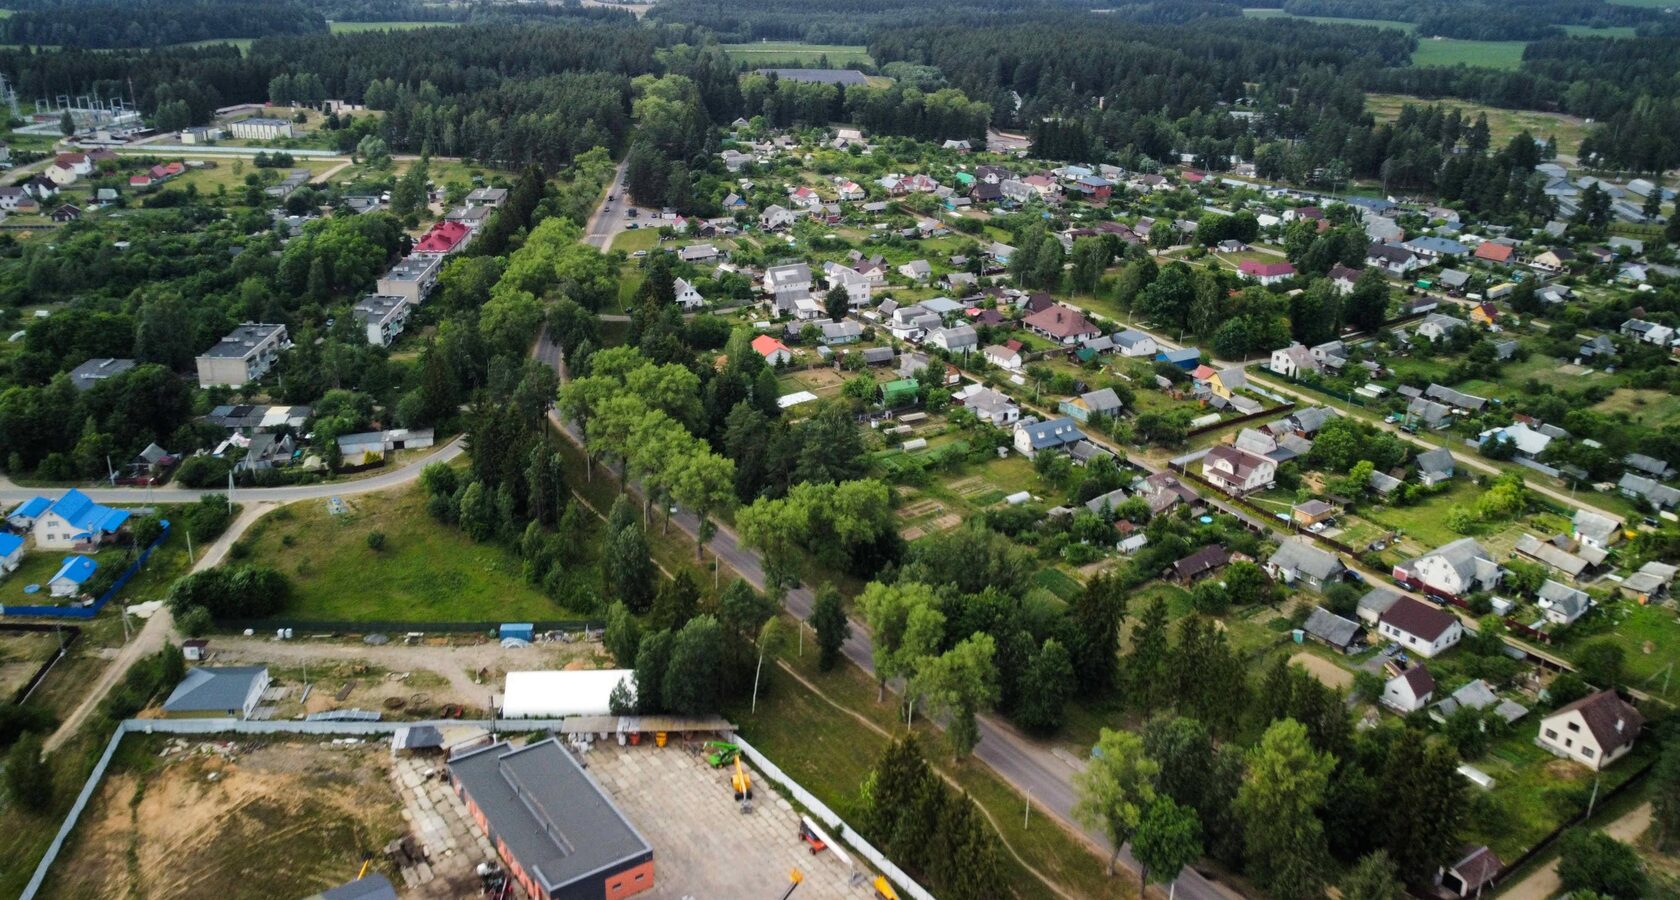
[720,42,874,68]
[1242,8,1415,30]
[1411,38,1528,70]
[1366,93,1590,155]
[1592,388,1680,427]
[237,485,590,622]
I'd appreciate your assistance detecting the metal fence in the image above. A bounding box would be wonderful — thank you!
[734,734,936,900]
[216,618,603,635]
[1,524,171,620]
[22,718,924,900]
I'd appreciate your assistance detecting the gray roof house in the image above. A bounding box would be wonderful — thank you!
[1302,606,1362,653]
[1396,537,1501,599]
[1356,587,1402,624]
[1620,473,1680,509]
[1265,537,1346,591]
[1538,580,1592,626]
[162,666,270,719]
[1624,453,1675,479]
[1416,447,1456,485]
[1430,679,1528,725]
[68,357,136,391]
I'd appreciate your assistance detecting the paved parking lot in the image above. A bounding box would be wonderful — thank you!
[583,741,877,900]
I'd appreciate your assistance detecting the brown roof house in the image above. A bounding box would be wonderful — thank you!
[1536,689,1643,770]
[1023,303,1100,345]
[1375,596,1463,658]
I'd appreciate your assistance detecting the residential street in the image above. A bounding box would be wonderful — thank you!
[0,436,464,506]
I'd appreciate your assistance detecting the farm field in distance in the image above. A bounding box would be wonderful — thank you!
[1365,93,1591,156]
[720,41,875,68]
[1411,37,1528,70]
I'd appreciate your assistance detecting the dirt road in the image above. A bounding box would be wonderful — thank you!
[43,502,274,753]
[206,634,603,709]
[1499,802,1652,900]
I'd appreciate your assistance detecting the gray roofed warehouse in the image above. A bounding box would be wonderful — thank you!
[449,738,653,898]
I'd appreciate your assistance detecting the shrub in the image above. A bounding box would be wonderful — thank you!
[366,531,387,551]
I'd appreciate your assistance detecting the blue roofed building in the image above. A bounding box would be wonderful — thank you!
[0,532,23,577]
[48,555,98,597]
[1156,347,1201,369]
[5,496,51,530]
[27,488,130,550]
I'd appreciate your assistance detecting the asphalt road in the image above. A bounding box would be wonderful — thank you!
[530,320,1240,900]
[0,437,465,506]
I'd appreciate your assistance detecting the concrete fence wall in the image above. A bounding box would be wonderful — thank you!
[23,720,924,900]
[733,734,936,900]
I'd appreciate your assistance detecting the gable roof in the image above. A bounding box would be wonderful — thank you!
[1416,447,1455,475]
[1546,689,1643,755]
[1024,303,1098,338]
[162,666,267,713]
[1358,587,1402,619]
[1302,606,1361,648]
[1393,664,1435,697]
[1268,537,1343,581]
[1173,544,1230,580]
[1379,595,1458,642]
[42,489,130,537]
[49,555,97,586]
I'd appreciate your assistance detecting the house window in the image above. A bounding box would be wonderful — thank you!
[1545,729,1558,740]
[1564,738,1573,748]
[1582,747,1595,758]
[1566,721,1580,732]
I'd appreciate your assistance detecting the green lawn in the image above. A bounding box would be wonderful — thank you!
[737,639,1124,900]
[1412,38,1528,70]
[1461,730,1657,860]
[1592,388,1680,427]
[236,484,592,622]
[1554,600,1680,700]
[720,42,874,67]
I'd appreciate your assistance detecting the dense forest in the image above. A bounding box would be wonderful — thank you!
[0,0,326,48]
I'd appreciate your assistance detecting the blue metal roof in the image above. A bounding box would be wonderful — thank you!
[50,555,97,585]
[0,533,23,556]
[44,489,130,536]
[8,496,50,519]
[1157,347,1200,363]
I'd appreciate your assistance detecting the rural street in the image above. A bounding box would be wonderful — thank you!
[42,501,274,752]
[0,436,464,506]
[534,313,1240,900]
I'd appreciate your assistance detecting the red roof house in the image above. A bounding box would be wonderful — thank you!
[1239,260,1296,284]
[415,220,472,254]
[1474,242,1515,264]
[751,334,791,364]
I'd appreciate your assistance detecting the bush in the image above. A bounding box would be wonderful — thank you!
[366,531,387,551]
[183,494,234,543]
[167,566,290,621]
[174,455,233,488]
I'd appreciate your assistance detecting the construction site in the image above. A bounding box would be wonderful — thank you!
[34,724,893,900]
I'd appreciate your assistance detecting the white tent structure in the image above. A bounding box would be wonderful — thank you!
[501,669,635,719]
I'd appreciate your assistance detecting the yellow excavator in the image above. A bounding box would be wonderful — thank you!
[731,755,755,813]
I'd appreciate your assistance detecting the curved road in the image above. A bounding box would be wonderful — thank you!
[0,436,464,506]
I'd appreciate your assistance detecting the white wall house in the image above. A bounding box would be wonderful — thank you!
[1376,596,1463,658]
[1536,689,1643,770]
